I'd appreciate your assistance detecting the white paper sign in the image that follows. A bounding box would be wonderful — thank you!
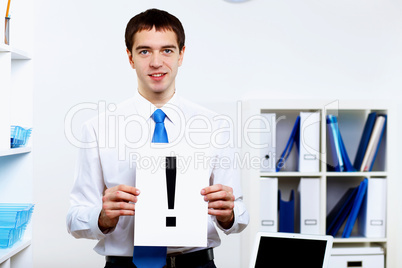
[134,143,210,247]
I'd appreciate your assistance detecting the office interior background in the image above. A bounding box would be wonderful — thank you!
[26,0,402,267]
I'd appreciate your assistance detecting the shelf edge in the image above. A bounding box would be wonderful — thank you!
[259,171,388,177]
[0,44,31,60]
[0,239,32,264]
[333,237,387,243]
[0,147,32,157]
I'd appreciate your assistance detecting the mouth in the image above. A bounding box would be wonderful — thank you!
[149,73,167,78]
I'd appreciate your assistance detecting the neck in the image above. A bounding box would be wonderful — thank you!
[138,89,175,108]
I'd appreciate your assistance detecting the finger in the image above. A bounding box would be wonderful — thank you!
[103,201,135,212]
[107,190,139,203]
[113,185,141,196]
[103,208,135,219]
[203,190,235,202]
[105,186,140,203]
[207,207,233,217]
[207,200,234,210]
[201,184,232,195]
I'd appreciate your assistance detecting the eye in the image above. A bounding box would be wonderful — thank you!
[163,49,173,54]
[139,50,149,55]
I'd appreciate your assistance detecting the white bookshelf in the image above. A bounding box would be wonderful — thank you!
[240,99,397,268]
[0,0,34,267]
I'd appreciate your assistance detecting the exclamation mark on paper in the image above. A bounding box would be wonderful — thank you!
[166,156,176,227]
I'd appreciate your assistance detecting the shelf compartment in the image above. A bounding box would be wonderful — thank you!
[326,176,385,240]
[259,109,322,172]
[325,109,387,172]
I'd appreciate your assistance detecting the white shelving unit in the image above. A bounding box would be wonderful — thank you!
[0,0,34,267]
[240,99,397,268]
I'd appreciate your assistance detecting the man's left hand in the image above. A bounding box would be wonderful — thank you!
[201,184,235,229]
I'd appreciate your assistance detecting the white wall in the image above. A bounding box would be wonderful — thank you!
[33,0,402,267]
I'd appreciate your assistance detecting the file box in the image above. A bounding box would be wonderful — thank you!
[328,246,384,268]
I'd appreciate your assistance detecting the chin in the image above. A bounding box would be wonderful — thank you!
[152,89,168,94]
[150,87,171,94]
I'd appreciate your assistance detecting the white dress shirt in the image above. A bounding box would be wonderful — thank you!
[66,91,249,256]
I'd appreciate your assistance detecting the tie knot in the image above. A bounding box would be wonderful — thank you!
[152,109,166,123]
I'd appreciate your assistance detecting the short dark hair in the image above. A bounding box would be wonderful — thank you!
[125,9,185,53]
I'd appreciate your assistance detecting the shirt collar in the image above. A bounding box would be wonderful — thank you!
[133,90,180,125]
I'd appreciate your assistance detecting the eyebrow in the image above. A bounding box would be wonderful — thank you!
[135,44,178,51]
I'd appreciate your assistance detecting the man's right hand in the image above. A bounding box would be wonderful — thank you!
[98,184,140,233]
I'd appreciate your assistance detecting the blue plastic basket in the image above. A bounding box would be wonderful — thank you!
[0,203,34,248]
[0,224,28,248]
[0,204,34,228]
[10,126,32,148]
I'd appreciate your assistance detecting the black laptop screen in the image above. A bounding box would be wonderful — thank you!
[255,236,327,268]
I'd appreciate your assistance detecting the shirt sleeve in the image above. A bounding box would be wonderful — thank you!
[209,122,249,234]
[66,121,107,240]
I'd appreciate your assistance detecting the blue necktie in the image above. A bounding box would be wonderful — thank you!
[133,109,168,267]
[151,109,169,143]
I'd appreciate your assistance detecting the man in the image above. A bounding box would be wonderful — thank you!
[66,8,249,268]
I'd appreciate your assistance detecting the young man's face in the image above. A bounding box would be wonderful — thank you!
[127,27,185,99]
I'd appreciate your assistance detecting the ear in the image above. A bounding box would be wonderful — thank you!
[126,48,135,69]
[178,46,186,67]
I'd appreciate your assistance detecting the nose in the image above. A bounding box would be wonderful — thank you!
[150,53,163,68]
